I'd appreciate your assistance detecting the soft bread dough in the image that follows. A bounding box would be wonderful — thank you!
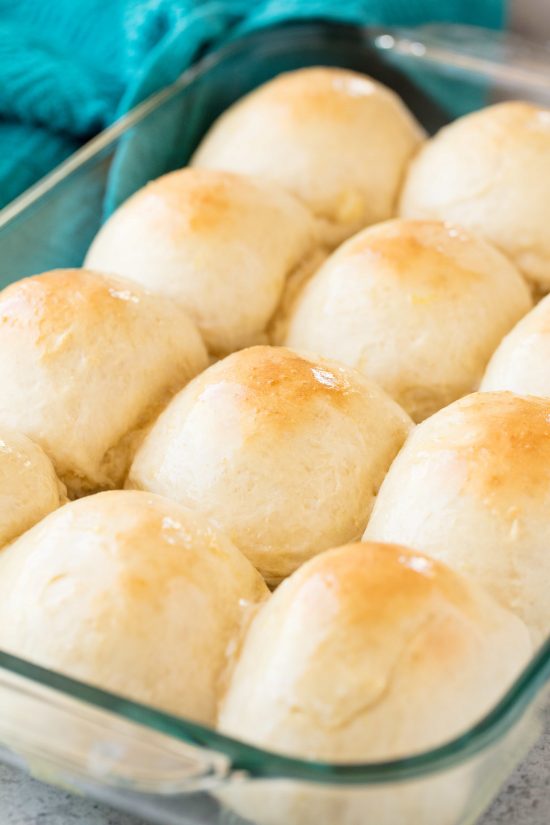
[481,293,550,398]
[85,168,321,355]
[400,101,550,293]
[127,346,412,581]
[0,269,208,497]
[284,219,531,421]
[192,67,425,247]
[0,490,268,724]
[0,427,66,547]
[366,392,550,643]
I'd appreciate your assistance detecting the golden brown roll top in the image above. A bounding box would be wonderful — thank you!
[284,219,531,421]
[85,168,321,356]
[400,101,550,293]
[219,541,530,760]
[365,392,550,643]
[0,491,268,724]
[192,67,425,247]
[0,268,208,497]
[0,426,66,546]
[127,346,412,581]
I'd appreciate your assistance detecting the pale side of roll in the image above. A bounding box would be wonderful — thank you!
[0,427,66,547]
[217,542,530,825]
[85,169,321,356]
[400,101,550,293]
[284,219,531,421]
[481,293,550,397]
[0,491,269,724]
[127,346,412,581]
[365,392,550,643]
[0,269,208,497]
[192,67,425,247]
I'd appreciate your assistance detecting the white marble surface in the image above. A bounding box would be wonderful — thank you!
[0,718,548,825]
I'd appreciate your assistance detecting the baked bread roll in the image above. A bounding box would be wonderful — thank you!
[220,541,529,758]
[127,346,412,581]
[0,427,66,547]
[0,491,268,723]
[284,219,531,421]
[366,392,550,643]
[0,269,208,498]
[400,101,550,293]
[192,67,424,247]
[85,169,321,355]
[481,293,550,397]
[217,542,530,825]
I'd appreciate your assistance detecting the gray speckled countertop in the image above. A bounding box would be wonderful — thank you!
[0,719,548,825]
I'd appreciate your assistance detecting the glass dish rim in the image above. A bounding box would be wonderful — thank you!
[1,639,548,785]
[0,20,548,786]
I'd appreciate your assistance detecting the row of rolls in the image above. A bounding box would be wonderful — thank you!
[0,65,549,823]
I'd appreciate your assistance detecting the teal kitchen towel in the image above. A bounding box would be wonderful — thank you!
[0,0,506,209]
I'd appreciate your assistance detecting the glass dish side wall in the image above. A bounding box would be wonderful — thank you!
[0,22,548,825]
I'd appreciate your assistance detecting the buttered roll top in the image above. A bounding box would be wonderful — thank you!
[0,268,208,497]
[85,168,321,356]
[128,346,412,581]
[192,67,425,247]
[366,391,550,643]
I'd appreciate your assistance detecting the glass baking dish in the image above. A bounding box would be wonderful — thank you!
[0,21,549,825]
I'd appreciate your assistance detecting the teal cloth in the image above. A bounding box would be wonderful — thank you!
[0,0,506,208]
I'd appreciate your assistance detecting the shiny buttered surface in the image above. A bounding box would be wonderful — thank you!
[0,491,268,723]
[401,101,550,293]
[192,67,425,247]
[217,542,531,825]
[219,542,531,759]
[127,346,412,581]
[0,269,207,497]
[284,219,531,421]
[0,67,546,768]
[85,169,320,355]
[366,392,550,644]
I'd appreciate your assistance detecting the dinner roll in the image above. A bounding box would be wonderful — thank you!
[85,168,321,355]
[217,542,530,825]
[400,101,550,293]
[0,491,268,723]
[127,346,411,581]
[0,427,65,547]
[192,67,425,247]
[366,392,550,643]
[284,219,531,421]
[219,542,530,759]
[0,269,207,498]
[481,293,550,397]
